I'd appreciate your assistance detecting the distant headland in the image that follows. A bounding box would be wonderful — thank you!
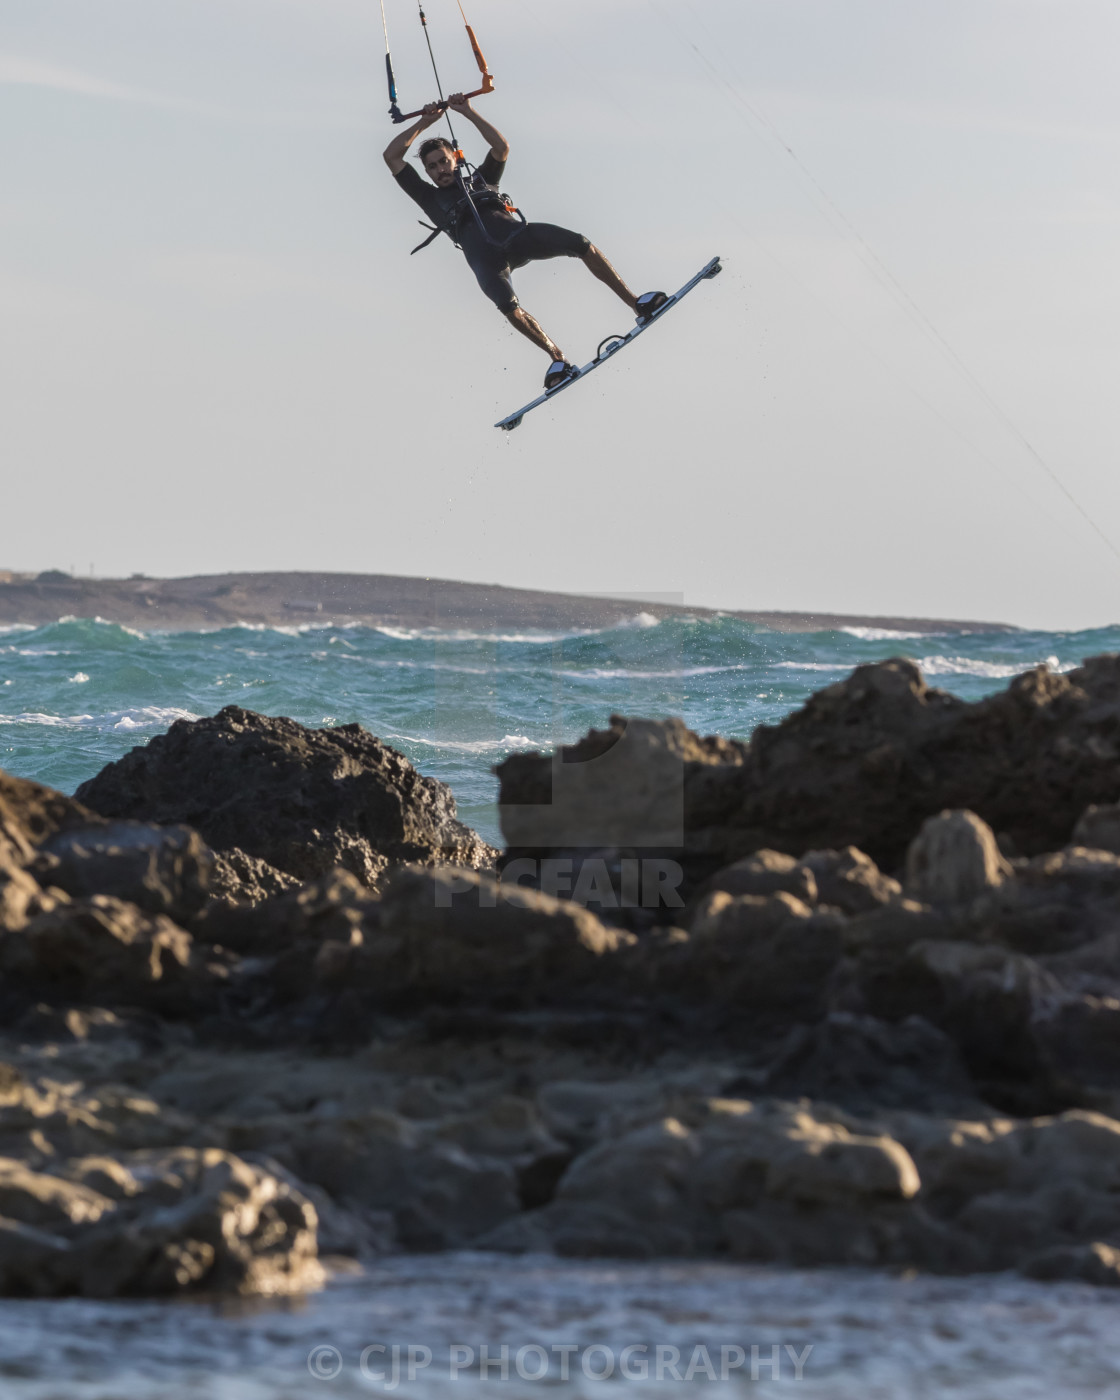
[0,569,1014,634]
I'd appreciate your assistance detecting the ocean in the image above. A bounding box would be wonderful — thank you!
[1,612,1114,844]
[1,1256,1117,1397]
[4,612,1120,1396]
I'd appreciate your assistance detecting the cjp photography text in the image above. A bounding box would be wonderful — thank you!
[307,1341,814,1385]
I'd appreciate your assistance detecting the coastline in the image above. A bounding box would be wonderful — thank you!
[0,569,1014,634]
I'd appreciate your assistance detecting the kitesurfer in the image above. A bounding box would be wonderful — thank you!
[384,94,668,390]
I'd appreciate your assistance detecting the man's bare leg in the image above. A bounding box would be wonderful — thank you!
[582,244,640,313]
[506,306,567,362]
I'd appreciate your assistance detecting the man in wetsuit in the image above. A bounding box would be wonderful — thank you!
[383,95,667,391]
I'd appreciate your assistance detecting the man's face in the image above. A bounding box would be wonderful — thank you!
[423,145,459,188]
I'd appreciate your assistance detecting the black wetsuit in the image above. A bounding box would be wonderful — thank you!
[395,154,590,314]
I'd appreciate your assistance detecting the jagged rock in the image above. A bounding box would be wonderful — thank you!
[1023,846,1120,895]
[200,868,378,957]
[483,1099,923,1265]
[905,810,1012,905]
[497,716,746,851]
[497,655,1120,880]
[348,866,634,1004]
[760,1013,979,1113]
[1023,1241,1120,1286]
[76,706,496,889]
[696,850,817,906]
[1036,996,1120,1088]
[0,1147,324,1297]
[858,940,1067,1111]
[0,770,95,864]
[209,847,299,905]
[1072,804,1120,855]
[232,1108,519,1251]
[30,821,215,925]
[1,895,200,1013]
[0,1158,114,1227]
[841,900,957,957]
[536,1080,689,1151]
[665,892,843,1015]
[0,852,47,933]
[800,847,901,915]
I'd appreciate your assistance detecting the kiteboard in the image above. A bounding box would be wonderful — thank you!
[495,255,723,431]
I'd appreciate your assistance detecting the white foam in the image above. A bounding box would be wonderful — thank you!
[57,615,149,639]
[374,625,585,645]
[373,615,663,645]
[774,661,850,672]
[561,664,750,681]
[919,653,1074,679]
[841,625,936,641]
[68,672,90,684]
[381,731,538,754]
[0,705,199,731]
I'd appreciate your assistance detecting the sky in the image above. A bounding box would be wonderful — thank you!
[3,0,1120,629]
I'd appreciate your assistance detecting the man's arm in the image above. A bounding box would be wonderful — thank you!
[383,103,443,174]
[447,94,509,161]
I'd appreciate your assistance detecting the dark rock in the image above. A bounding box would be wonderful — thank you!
[199,867,378,957]
[1072,804,1120,855]
[497,655,1120,882]
[0,896,203,1015]
[209,847,299,905]
[857,939,1072,1113]
[661,893,844,1019]
[31,822,215,925]
[76,706,496,889]
[1037,996,1120,1089]
[800,847,901,915]
[0,770,95,866]
[0,851,47,933]
[1023,1241,1120,1286]
[759,1013,980,1113]
[694,850,817,906]
[354,867,635,1005]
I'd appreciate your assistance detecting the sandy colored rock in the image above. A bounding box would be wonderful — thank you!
[0,771,95,864]
[905,810,1012,905]
[696,851,817,906]
[0,1147,323,1298]
[0,854,47,933]
[800,846,901,915]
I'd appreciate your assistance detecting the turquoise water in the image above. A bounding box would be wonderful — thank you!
[1,613,1115,845]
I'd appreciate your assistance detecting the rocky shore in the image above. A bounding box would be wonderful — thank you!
[3,656,1120,1298]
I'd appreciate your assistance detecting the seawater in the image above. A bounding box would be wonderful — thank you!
[1,612,1115,845]
[5,616,1120,1395]
[1,1256,1118,1398]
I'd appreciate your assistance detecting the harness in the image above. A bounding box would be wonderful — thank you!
[410,160,528,256]
[380,3,524,258]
